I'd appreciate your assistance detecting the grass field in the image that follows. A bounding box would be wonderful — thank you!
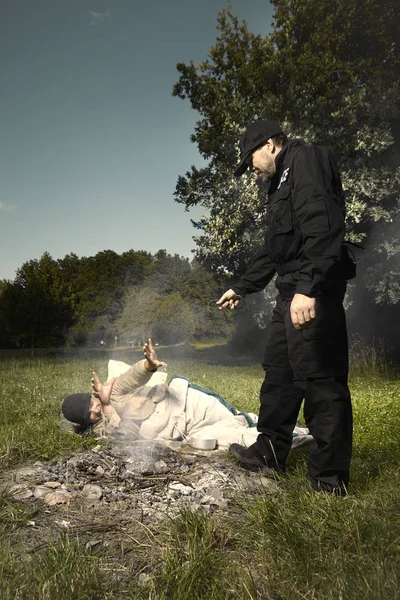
[0,345,399,599]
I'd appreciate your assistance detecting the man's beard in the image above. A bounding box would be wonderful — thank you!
[255,169,275,183]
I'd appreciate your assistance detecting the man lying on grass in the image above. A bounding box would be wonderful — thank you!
[61,339,313,452]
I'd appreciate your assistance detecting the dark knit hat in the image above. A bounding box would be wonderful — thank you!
[234,119,283,177]
[62,393,91,427]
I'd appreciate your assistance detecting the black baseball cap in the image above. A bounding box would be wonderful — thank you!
[234,119,283,177]
[62,393,91,427]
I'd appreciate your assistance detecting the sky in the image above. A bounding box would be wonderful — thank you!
[1,0,274,281]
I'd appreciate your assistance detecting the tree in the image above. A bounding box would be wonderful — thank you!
[116,287,195,345]
[177,267,234,340]
[0,247,230,349]
[0,280,17,348]
[173,2,400,306]
[116,286,161,344]
[152,292,196,345]
[116,265,234,345]
[0,253,75,348]
[63,249,154,346]
[144,250,192,293]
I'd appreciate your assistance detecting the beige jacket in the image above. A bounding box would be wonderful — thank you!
[61,360,314,450]
[92,360,167,438]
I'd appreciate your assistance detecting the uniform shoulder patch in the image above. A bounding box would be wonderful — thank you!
[277,167,290,189]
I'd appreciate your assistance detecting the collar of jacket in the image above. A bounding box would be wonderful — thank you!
[274,138,306,173]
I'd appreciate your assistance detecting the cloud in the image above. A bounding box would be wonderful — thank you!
[0,202,16,213]
[86,9,112,25]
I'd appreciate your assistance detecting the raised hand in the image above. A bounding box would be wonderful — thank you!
[143,339,167,371]
[91,372,115,406]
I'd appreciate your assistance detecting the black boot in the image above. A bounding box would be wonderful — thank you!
[229,443,278,475]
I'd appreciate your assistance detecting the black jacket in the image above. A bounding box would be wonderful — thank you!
[233,139,350,299]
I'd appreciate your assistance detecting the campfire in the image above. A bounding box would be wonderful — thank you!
[7,441,279,519]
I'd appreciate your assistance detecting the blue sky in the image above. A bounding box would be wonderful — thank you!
[1,0,273,281]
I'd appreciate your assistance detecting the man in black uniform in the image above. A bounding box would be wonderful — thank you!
[217,119,353,495]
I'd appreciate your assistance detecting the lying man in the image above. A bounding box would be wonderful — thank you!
[61,340,313,452]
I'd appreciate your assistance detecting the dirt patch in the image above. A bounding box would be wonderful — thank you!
[1,440,279,583]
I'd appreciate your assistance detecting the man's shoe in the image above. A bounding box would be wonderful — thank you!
[281,479,348,497]
[229,443,277,474]
[311,480,348,497]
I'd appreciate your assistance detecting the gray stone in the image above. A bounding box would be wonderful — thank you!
[215,498,229,509]
[138,573,152,587]
[55,520,71,528]
[138,462,155,476]
[14,465,44,483]
[207,486,226,501]
[9,484,33,500]
[200,494,214,505]
[34,486,52,499]
[168,482,193,496]
[85,539,101,549]
[200,494,228,509]
[154,460,168,473]
[81,484,103,503]
[44,491,72,506]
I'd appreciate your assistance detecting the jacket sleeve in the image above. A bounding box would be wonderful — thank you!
[232,245,276,296]
[111,360,154,397]
[292,146,345,296]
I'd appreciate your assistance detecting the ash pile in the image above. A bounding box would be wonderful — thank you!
[6,441,279,519]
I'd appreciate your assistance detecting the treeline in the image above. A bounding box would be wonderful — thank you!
[0,250,233,349]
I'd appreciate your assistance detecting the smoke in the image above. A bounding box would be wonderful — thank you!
[345,219,400,359]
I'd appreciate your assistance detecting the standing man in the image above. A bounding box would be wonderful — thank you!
[218,119,353,495]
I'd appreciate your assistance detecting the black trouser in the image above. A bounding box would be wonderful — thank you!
[255,294,352,490]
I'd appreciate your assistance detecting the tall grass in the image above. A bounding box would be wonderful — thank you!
[235,475,400,599]
[150,509,236,599]
[0,529,112,600]
[349,334,393,378]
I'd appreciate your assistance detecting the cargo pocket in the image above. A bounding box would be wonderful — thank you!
[272,189,293,235]
[301,326,347,377]
[303,195,330,234]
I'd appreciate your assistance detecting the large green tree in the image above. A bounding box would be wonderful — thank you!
[173,2,400,308]
[64,249,154,346]
[0,252,75,348]
[116,264,233,345]
[0,248,232,349]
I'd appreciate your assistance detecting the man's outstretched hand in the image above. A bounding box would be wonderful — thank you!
[91,372,115,406]
[290,294,316,330]
[216,289,244,310]
[143,339,167,371]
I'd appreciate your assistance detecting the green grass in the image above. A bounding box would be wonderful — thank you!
[150,508,237,599]
[0,347,399,598]
[0,524,113,600]
[0,357,102,468]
